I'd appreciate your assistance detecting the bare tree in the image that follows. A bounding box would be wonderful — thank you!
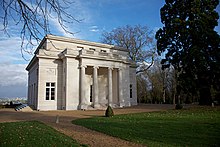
[137,59,176,104]
[146,61,164,103]
[0,0,80,59]
[137,75,149,103]
[101,25,156,74]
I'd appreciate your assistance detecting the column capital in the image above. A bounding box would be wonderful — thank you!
[93,66,99,69]
[108,67,113,70]
[80,65,87,69]
[118,67,122,71]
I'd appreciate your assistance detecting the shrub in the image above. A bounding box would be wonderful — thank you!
[175,104,183,110]
[105,106,114,117]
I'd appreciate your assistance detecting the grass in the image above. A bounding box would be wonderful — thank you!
[72,107,220,147]
[0,121,86,147]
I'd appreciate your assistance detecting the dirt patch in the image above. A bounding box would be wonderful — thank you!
[0,104,174,147]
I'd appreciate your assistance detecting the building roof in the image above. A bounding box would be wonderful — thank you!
[34,34,128,54]
[26,34,129,71]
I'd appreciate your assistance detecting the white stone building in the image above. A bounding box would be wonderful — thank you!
[26,35,137,110]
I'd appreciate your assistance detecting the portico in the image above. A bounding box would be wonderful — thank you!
[79,65,123,109]
[26,35,137,110]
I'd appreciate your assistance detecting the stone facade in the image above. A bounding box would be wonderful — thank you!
[26,35,137,110]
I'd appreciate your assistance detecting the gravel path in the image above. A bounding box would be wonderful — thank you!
[0,104,174,147]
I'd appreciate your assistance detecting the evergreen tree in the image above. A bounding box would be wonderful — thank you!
[156,0,220,105]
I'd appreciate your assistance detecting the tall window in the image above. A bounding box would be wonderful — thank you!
[130,84,132,98]
[46,82,55,100]
[90,85,93,102]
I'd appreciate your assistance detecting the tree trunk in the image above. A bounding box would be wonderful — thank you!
[173,93,176,105]
[163,88,166,103]
[178,95,180,104]
[199,88,212,105]
[198,74,212,105]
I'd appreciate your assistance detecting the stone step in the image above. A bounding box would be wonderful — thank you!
[15,104,33,112]
[20,106,33,112]
[86,104,120,110]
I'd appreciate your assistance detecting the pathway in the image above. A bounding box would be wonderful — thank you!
[0,104,174,147]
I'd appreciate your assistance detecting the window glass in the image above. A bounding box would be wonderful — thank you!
[51,88,55,100]
[130,84,132,98]
[90,85,92,102]
[46,88,50,100]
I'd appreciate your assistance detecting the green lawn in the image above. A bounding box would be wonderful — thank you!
[72,107,220,147]
[0,121,86,147]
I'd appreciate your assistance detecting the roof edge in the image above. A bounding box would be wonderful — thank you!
[26,55,37,71]
[46,34,128,52]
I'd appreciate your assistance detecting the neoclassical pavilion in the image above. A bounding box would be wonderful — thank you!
[26,35,137,110]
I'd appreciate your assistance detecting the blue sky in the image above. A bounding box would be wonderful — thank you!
[49,0,166,41]
[0,0,219,98]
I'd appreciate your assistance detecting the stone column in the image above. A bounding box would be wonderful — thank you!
[118,68,124,107]
[93,66,100,108]
[80,65,87,109]
[108,67,113,106]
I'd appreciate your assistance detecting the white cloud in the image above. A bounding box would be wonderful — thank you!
[89,26,99,32]
[49,17,75,38]
[70,0,93,23]
[0,36,32,63]
[47,0,96,39]
[0,36,30,97]
[90,26,98,29]
[0,62,27,97]
[0,63,27,87]
[90,29,99,32]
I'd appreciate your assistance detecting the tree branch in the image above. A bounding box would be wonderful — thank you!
[0,0,80,60]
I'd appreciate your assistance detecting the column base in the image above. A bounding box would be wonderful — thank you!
[108,103,113,107]
[93,103,100,108]
[79,104,88,110]
[125,102,131,107]
[119,102,125,108]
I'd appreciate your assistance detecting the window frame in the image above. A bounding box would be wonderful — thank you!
[45,82,56,101]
